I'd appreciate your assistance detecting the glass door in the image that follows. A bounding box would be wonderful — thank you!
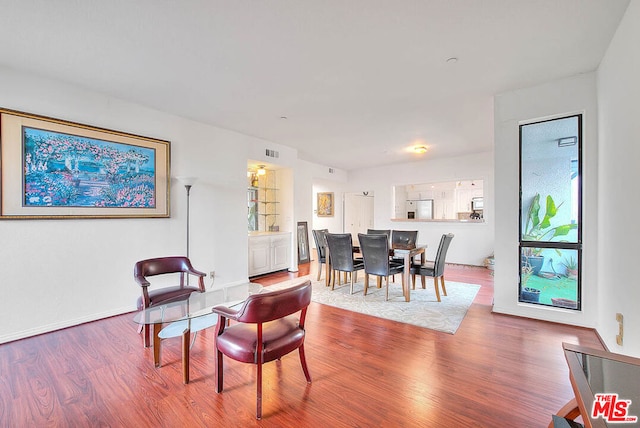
[519,114,582,309]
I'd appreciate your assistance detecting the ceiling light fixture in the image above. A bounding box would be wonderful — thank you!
[257,165,267,175]
[413,145,428,154]
[446,57,458,64]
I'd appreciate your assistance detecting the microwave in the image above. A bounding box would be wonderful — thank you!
[471,197,483,210]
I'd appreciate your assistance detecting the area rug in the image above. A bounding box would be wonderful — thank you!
[266,276,480,334]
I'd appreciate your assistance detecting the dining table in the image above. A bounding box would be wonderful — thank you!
[324,241,426,302]
[392,244,426,302]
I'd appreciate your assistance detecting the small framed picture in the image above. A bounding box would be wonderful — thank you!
[317,192,334,217]
[297,221,310,264]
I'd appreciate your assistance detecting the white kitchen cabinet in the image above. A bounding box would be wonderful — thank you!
[248,232,291,277]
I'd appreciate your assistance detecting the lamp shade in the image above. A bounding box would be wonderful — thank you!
[176,176,198,187]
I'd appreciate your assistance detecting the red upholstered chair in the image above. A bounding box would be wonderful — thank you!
[211,280,312,420]
[134,256,206,347]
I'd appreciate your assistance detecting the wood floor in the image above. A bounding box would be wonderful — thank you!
[0,263,602,427]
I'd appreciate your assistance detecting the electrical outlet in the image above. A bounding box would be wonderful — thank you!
[616,313,623,346]
[209,270,215,279]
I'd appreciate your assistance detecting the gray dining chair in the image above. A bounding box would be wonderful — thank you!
[311,229,329,281]
[410,233,454,302]
[324,233,365,294]
[358,233,405,300]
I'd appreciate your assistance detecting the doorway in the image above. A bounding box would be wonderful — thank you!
[343,192,374,243]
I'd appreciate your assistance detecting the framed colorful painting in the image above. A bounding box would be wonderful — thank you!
[317,192,334,217]
[0,108,170,219]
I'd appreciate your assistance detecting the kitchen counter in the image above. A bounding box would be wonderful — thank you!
[391,218,485,223]
[248,231,290,236]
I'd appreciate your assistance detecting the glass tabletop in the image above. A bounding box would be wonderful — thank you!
[133,282,263,325]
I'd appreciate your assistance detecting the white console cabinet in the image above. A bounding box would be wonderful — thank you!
[248,232,291,277]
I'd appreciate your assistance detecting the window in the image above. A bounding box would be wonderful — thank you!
[519,115,582,309]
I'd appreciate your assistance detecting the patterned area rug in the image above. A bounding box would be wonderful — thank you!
[267,276,480,334]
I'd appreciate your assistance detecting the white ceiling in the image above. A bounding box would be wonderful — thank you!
[0,0,630,171]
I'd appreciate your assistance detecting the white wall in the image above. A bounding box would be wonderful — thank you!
[493,73,599,328]
[596,0,640,356]
[346,152,495,266]
[0,66,275,343]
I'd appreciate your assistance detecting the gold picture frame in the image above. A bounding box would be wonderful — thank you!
[317,192,334,217]
[0,108,170,219]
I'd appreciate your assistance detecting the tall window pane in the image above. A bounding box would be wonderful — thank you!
[519,115,582,309]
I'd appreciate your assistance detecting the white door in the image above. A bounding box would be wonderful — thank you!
[344,193,374,243]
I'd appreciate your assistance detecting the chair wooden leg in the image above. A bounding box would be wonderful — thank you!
[385,276,389,301]
[377,276,382,288]
[421,275,426,289]
[350,274,355,294]
[215,348,224,393]
[433,277,441,302]
[316,261,322,281]
[298,345,312,382]
[440,276,447,296]
[411,274,416,290]
[364,274,369,295]
[257,360,262,420]
[325,262,331,287]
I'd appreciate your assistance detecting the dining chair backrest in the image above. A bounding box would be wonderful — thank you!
[366,229,391,243]
[433,233,454,276]
[358,233,392,277]
[392,230,418,249]
[311,229,329,261]
[325,233,356,272]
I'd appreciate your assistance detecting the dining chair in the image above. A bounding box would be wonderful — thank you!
[358,233,405,300]
[134,256,206,348]
[324,233,365,294]
[311,229,329,281]
[410,233,454,302]
[391,230,418,249]
[211,280,312,420]
[366,229,391,242]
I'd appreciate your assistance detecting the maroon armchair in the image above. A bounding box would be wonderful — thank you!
[134,256,206,347]
[211,280,312,420]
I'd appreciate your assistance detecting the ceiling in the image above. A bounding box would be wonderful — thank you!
[0,1,630,171]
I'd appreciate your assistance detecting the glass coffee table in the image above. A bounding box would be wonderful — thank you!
[134,282,263,383]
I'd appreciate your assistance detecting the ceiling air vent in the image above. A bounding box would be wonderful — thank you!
[265,149,279,158]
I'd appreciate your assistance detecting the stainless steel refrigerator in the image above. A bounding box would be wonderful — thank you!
[405,199,434,219]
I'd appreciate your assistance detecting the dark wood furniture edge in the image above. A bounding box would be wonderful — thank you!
[557,342,640,428]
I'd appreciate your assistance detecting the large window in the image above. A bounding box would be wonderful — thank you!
[519,115,582,309]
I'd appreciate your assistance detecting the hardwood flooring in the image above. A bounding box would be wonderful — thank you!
[0,263,602,427]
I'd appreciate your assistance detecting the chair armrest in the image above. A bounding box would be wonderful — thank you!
[134,274,150,287]
[212,304,241,321]
[188,267,207,278]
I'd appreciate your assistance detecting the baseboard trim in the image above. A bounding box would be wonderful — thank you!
[0,306,134,345]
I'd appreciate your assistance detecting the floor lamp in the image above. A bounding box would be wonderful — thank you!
[177,176,198,259]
